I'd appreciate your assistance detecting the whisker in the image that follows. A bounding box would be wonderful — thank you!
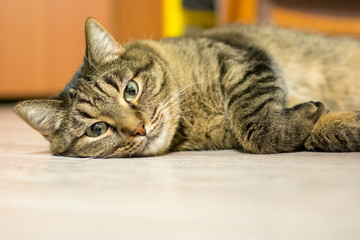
[156,114,181,126]
[158,82,197,107]
[151,96,197,126]
[161,91,195,112]
[159,90,193,112]
[153,97,196,125]
[151,98,180,125]
[160,98,197,119]
[171,97,197,110]
[158,82,198,111]
[150,84,197,124]
[157,91,196,121]
[157,109,192,125]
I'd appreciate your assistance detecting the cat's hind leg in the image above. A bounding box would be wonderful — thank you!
[304,111,360,152]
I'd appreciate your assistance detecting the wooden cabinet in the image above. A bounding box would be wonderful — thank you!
[0,0,161,99]
[5,0,357,100]
[219,0,360,36]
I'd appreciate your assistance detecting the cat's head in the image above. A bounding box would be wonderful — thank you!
[14,18,180,158]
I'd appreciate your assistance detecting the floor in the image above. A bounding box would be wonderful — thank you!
[0,105,359,240]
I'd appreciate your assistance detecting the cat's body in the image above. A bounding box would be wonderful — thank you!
[15,19,360,157]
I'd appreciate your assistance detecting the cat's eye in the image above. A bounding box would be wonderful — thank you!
[124,80,139,102]
[86,122,109,137]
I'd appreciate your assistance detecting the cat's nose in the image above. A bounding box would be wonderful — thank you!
[133,122,146,136]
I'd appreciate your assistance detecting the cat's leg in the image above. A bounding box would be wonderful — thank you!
[221,47,328,153]
[228,98,327,153]
[304,111,360,151]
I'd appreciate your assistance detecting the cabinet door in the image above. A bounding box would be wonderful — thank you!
[0,0,161,99]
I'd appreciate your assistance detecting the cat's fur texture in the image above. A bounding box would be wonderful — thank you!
[15,18,360,157]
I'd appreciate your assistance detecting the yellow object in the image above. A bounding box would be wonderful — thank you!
[162,0,216,37]
[162,0,185,37]
[183,9,215,29]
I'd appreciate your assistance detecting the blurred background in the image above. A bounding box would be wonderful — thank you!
[0,0,359,100]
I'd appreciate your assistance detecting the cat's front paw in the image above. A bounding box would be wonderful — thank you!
[291,101,327,122]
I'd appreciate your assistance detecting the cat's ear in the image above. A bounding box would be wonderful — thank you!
[14,99,65,140]
[84,18,125,67]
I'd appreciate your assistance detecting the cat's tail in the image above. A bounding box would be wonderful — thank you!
[304,111,360,152]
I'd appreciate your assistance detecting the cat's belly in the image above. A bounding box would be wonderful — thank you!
[170,114,239,151]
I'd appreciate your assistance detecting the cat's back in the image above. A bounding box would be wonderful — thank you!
[192,24,360,110]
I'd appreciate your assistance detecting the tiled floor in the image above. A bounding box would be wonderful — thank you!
[0,105,359,240]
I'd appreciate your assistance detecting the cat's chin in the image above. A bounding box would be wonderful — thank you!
[139,125,170,156]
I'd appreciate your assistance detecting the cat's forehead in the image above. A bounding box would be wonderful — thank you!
[61,50,157,108]
[89,54,153,78]
[66,68,131,106]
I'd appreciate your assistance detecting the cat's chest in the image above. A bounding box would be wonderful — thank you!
[170,106,237,151]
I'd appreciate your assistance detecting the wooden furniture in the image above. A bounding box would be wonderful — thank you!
[0,0,161,99]
[1,0,358,99]
[218,0,360,36]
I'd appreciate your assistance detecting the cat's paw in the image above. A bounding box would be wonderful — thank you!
[305,111,360,152]
[291,101,327,122]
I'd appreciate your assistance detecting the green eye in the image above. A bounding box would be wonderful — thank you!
[86,122,108,137]
[124,80,139,102]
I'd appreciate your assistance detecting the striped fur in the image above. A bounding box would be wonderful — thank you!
[14,18,360,157]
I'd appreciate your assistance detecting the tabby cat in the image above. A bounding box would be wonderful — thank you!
[14,18,360,158]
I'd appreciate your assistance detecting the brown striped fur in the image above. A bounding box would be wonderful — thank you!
[14,18,360,157]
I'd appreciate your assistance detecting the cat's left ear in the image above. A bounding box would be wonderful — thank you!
[14,99,65,140]
[84,18,125,67]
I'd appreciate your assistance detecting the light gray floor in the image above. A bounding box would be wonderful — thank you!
[1,105,359,240]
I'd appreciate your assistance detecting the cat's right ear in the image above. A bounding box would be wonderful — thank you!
[84,18,125,69]
[14,99,64,140]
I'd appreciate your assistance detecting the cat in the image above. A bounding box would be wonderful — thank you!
[14,18,360,158]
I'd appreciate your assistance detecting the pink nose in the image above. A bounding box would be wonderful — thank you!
[133,122,146,136]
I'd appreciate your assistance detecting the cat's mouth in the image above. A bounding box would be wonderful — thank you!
[102,119,169,158]
[139,123,168,156]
